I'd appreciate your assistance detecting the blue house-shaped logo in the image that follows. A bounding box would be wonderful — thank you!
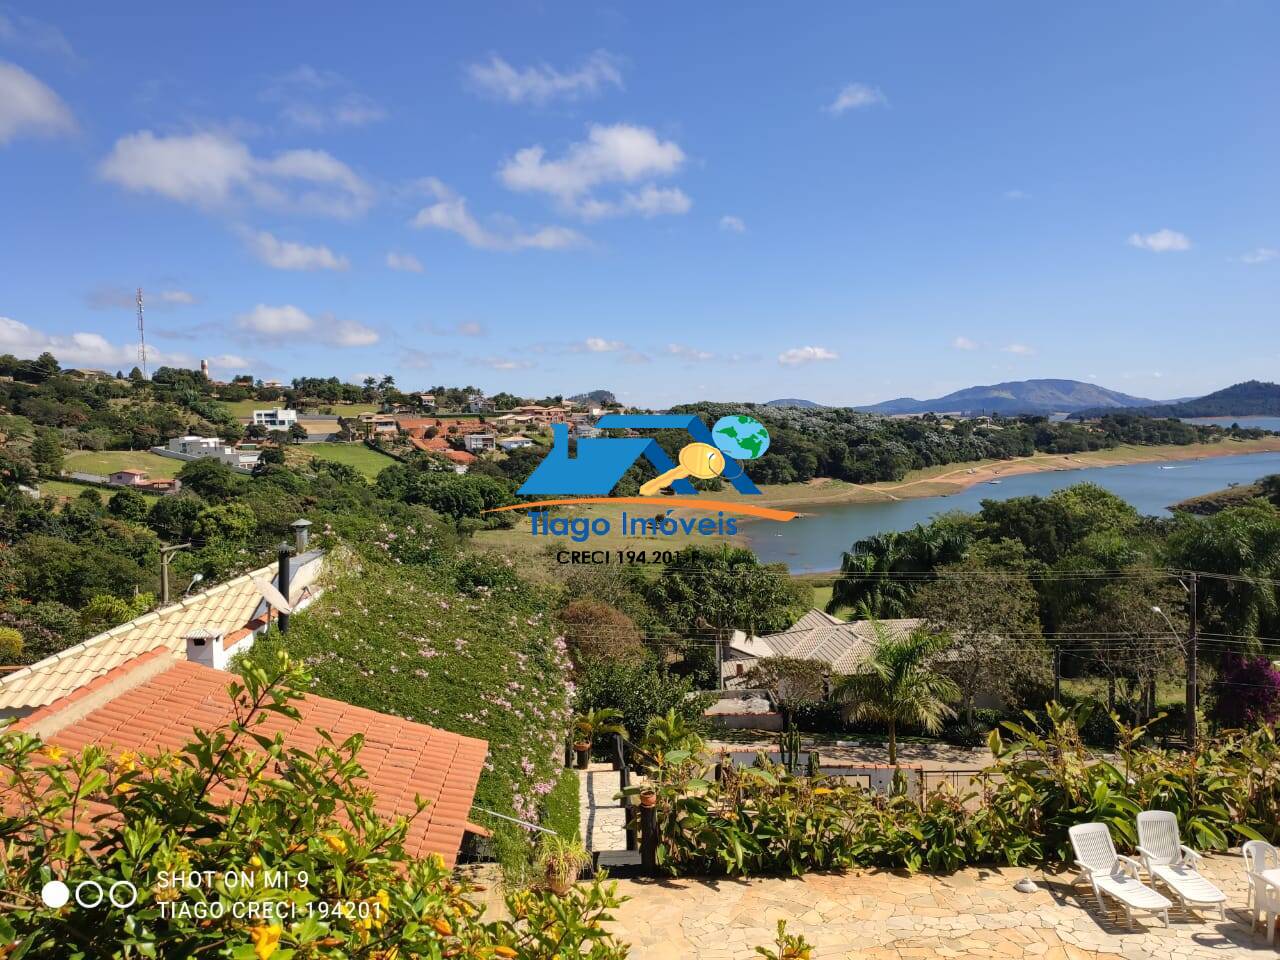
[517,415,761,496]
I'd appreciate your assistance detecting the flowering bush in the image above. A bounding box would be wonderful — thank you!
[248,553,574,878]
[0,652,625,958]
[1211,653,1280,729]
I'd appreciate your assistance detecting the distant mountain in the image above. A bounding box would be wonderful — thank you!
[764,398,824,409]
[858,379,1155,416]
[569,389,617,407]
[1075,380,1280,419]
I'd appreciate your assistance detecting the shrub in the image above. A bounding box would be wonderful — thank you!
[0,652,628,958]
[574,655,712,741]
[0,625,22,660]
[1211,654,1280,728]
[248,555,572,880]
[557,599,646,664]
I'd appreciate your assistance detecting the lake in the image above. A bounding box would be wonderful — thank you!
[741,450,1280,573]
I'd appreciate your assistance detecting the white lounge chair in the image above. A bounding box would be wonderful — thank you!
[1135,810,1227,919]
[1243,840,1280,943]
[1069,822,1171,929]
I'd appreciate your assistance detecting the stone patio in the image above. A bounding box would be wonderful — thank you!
[604,852,1270,959]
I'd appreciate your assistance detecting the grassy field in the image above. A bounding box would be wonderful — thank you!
[38,479,162,502]
[287,442,397,479]
[63,450,182,479]
[215,399,382,418]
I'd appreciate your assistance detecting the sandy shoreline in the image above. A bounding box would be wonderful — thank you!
[741,436,1280,509]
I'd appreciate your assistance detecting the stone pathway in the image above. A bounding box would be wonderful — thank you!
[578,763,628,853]
[604,854,1269,959]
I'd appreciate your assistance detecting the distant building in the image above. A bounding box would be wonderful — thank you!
[356,413,399,437]
[109,469,150,486]
[497,436,534,452]
[463,433,496,453]
[252,408,298,430]
[161,436,260,470]
[467,394,494,413]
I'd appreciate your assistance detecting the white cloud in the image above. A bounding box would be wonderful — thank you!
[386,251,424,273]
[466,50,622,105]
[778,346,838,366]
[951,336,978,350]
[261,66,386,130]
[410,177,585,251]
[826,83,886,115]
[1240,247,1278,265]
[1003,189,1030,201]
[430,320,486,337]
[577,185,691,220]
[476,355,535,370]
[665,343,714,362]
[0,12,77,59]
[235,303,378,346]
[0,60,75,145]
[1002,343,1035,356]
[245,229,348,271]
[99,130,373,218]
[1127,229,1191,253]
[0,314,190,369]
[158,289,197,305]
[578,337,625,353]
[719,215,746,233]
[499,123,687,219]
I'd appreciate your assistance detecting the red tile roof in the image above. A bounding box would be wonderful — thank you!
[18,650,488,867]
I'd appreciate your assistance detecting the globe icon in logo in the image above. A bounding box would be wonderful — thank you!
[712,415,771,460]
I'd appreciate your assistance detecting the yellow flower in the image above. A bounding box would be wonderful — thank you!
[812,787,833,796]
[249,855,263,868]
[323,833,348,855]
[116,751,138,773]
[494,947,519,958]
[249,923,282,960]
[43,745,66,762]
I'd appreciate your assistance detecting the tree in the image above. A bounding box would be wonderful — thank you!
[557,599,646,664]
[1211,654,1280,729]
[147,493,205,540]
[0,626,22,661]
[648,545,807,681]
[29,429,62,477]
[827,523,969,617]
[912,560,1047,724]
[192,502,258,543]
[107,487,149,522]
[176,458,245,502]
[834,623,959,764]
[743,656,828,723]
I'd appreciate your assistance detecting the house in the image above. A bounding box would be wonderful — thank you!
[64,368,112,381]
[0,552,325,719]
[356,413,398,437]
[108,469,150,486]
[721,609,923,685]
[107,469,181,494]
[252,407,298,430]
[415,393,436,409]
[463,432,496,453]
[467,394,494,413]
[497,436,534,452]
[159,436,260,470]
[407,439,476,473]
[8,575,490,868]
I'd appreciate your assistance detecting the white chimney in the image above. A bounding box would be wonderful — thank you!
[184,627,228,670]
[200,358,210,378]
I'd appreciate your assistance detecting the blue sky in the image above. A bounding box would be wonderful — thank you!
[1,2,1277,407]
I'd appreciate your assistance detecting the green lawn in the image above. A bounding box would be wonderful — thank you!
[289,442,396,479]
[215,398,381,418]
[38,479,161,502]
[63,450,182,479]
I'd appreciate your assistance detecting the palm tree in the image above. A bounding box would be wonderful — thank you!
[834,621,959,765]
[827,525,968,617]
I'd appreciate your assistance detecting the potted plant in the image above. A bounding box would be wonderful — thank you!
[537,835,589,896]
[638,786,657,808]
[572,708,626,769]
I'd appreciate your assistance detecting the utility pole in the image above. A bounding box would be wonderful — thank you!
[1052,648,1061,702]
[136,288,148,380]
[277,542,293,634]
[1186,572,1198,750]
[159,543,191,604]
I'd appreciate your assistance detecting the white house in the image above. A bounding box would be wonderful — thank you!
[497,436,533,452]
[252,408,297,430]
[163,436,260,470]
[464,433,496,453]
